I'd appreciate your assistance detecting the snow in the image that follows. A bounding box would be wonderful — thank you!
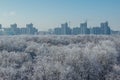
[0,35,120,80]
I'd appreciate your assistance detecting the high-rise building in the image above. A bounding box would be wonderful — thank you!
[10,23,18,35]
[72,27,81,35]
[61,22,71,35]
[26,23,33,29]
[11,23,17,29]
[90,27,101,35]
[54,27,62,35]
[48,29,54,34]
[100,21,111,35]
[80,22,88,34]
[26,23,38,34]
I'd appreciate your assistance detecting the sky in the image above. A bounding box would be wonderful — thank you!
[0,0,120,31]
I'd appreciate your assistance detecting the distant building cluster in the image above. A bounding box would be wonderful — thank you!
[54,21,111,35]
[0,23,38,35]
[0,21,119,35]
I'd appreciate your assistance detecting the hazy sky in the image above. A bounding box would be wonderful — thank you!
[0,0,120,31]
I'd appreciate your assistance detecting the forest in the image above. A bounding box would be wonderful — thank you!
[0,35,120,80]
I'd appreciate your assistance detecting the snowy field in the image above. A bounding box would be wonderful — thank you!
[0,35,120,80]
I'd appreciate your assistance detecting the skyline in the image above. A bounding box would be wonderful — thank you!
[0,0,120,31]
[0,21,112,35]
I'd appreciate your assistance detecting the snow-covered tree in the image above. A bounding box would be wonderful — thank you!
[0,35,119,80]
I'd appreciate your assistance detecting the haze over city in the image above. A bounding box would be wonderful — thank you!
[0,0,120,31]
[1,0,120,80]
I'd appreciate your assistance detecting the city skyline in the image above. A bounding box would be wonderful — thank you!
[0,21,118,35]
[0,0,120,31]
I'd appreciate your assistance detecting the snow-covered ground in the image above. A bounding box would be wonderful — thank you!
[0,35,120,80]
